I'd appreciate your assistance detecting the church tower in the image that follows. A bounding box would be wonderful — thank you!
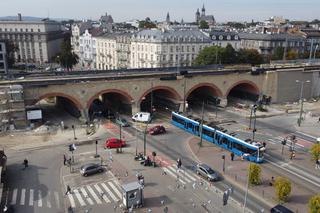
[195,8,200,23]
[166,12,170,23]
[201,4,206,16]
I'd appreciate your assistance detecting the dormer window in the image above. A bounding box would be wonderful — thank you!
[212,35,216,40]
[235,35,239,40]
[219,35,223,40]
[227,35,231,40]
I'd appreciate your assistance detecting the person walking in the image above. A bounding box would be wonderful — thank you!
[230,152,235,161]
[63,154,67,166]
[316,159,320,170]
[177,158,182,169]
[65,185,72,195]
[23,158,28,169]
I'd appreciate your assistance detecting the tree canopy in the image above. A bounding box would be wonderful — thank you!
[274,176,292,202]
[309,194,320,213]
[4,40,18,68]
[139,17,156,29]
[55,36,79,71]
[248,163,261,185]
[199,20,209,29]
[310,144,320,161]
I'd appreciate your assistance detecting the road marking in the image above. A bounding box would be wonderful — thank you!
[163,167,187,185]
[20,188,26,205]
[94,184,110,203]
[38,190,43,207]
[171,164,198,181]
[67,193,76,208]
[295,131,318,140]
[73,189,86,206]
[80,187,94,205]
[167,166,192,183]
[296,143,305,148]
[54,191,60,209]
[101,183,118,202]
[11,189,18,205]
[267,139,276,144]
[108,181,122,198]
[47,191,52,208]
[86,185,102,204]
[29,189,34,206]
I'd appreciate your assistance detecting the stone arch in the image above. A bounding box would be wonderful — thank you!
[87,89,134,109]
[186,82,223,98]
[33,92,83,110]
[225,80,260,97]
[138,86,182,106]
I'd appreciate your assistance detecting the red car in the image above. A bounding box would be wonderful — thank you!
[148,125,166,135]
[104,138,126,149]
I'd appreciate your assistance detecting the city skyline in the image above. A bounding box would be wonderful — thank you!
[1,0,319,23]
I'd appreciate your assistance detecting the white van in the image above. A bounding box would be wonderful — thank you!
[132,112,151,123]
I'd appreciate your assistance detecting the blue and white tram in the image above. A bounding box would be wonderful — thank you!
[171,112,264,163]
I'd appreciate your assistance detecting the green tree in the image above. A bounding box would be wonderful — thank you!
[192,46,223,66]
[221,44,237,64]
[309,194,320,213]
[272,47,284,60]
[248,163,262,185]
[286,49,298,60]
[4,40,19,68]
[310,144,320,161]
[139,17,156,29]
[55,36,79,71]
[199,20,209,29]
[238,48,263,65]
[274,176,292,202]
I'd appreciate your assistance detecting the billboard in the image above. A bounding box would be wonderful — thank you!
[26,110,42,120]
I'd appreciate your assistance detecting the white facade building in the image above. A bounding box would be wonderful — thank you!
[96,34,117,70]
[0,40,7,73]
[130,29,212,68]
[78,28,103,69]
[71,21,92,56]
[0,16,64,64]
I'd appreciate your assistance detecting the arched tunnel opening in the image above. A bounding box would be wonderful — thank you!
[227,83,259,105]
[31,96,81,126]
[88,92,132,120]
[186,86,221,111]
[140,89,180,114]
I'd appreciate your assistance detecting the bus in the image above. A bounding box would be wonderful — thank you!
[171,112,265,163]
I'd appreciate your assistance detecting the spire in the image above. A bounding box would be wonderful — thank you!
[166,12,170,23]
[201,4,205,16]
[181,18,184,24]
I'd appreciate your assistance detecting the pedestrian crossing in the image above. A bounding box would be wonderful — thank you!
[8,188,61,209]
[67,179,123,208]
[162,164,200,185]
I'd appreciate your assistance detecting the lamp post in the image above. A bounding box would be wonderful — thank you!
[243,169,250,213]
[143,120,151,157]
[252,106,257,142]
[71,125,77,140]
[94,140,100,158]
[296,80,310,127]
[198,101,205,147]
[183,77,187,114]
[222,154,225,173]
[249,104,257,130]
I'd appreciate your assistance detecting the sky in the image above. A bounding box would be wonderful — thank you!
[1,0,319,23]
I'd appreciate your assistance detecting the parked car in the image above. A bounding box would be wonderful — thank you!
[148,125,166,135]
[132,112,151,122]
[115,117,130,127]
[196,163,219,181]
[104,138,126,149]
[270,205,294,213]
[80,163,103,177]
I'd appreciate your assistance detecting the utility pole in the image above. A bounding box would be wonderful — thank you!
[309,39,314,63]
[199,101,205,147]
[183,77,186,114]
[296,80,310,126]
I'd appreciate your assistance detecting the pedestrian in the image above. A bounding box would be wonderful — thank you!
[316,159,320,170]
[63,154,67,166]
[65,185,72,195]
[23,158,28,169]
[290,151,295,160]
[60,121,64,132]
[230,152,235,161]
[177,158,182,169]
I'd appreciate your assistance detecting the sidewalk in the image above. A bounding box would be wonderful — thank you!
[187,137,314,213]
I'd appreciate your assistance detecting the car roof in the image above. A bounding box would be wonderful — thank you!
[81,163,99,168]
[271,205,294,213]
[198,163,213,170]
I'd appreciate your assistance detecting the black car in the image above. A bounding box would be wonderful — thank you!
[270,205,294,213]
[80,163,103,177]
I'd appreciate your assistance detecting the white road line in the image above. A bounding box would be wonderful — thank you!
[163,167,187,185]
[86,185,102,204]
[94,184,110,203]
[20,188,26,205]
[172,164,198,181]
[295,131,318,140]
[67,194,76,208]
[10,189,18,205]
[101,183,118,202]
[74,189,86,206]
[108,181,122,198]
[38,190,43,207]
[296,143,305,148]
[167,166,192,183]
[267,139,276,144]
[46,191,52,208]
[80,187,94,205]
[29,189,34,206]
[54,191,60,209]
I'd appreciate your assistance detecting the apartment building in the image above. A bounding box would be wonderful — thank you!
[130,29,212,68]
[0,41,7,73]
[0,15,64,64]
[71,21,92,56]
[203,30,240,50]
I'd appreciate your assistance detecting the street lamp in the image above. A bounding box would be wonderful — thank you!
[222,154,225,173]
[296,80,310,127]
[94,140,100,158]
[252,107,257,142]
[143,119,151,156]
[249,104,257,130]
[198,101,205,147]
[71,125,77,140]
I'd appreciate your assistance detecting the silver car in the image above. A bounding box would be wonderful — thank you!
[196,163,219,181]
[80,163,103,177]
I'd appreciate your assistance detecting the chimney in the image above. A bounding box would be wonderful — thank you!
[18,13,22,21]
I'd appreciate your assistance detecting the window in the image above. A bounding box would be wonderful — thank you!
[212,35,216,40]
[172,115,185,126]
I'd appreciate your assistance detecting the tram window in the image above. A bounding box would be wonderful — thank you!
[195,126,199,132]
[188,123,193,128]
[203,128,212,137]
[172,115,185,126]
[221,137,228,145]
